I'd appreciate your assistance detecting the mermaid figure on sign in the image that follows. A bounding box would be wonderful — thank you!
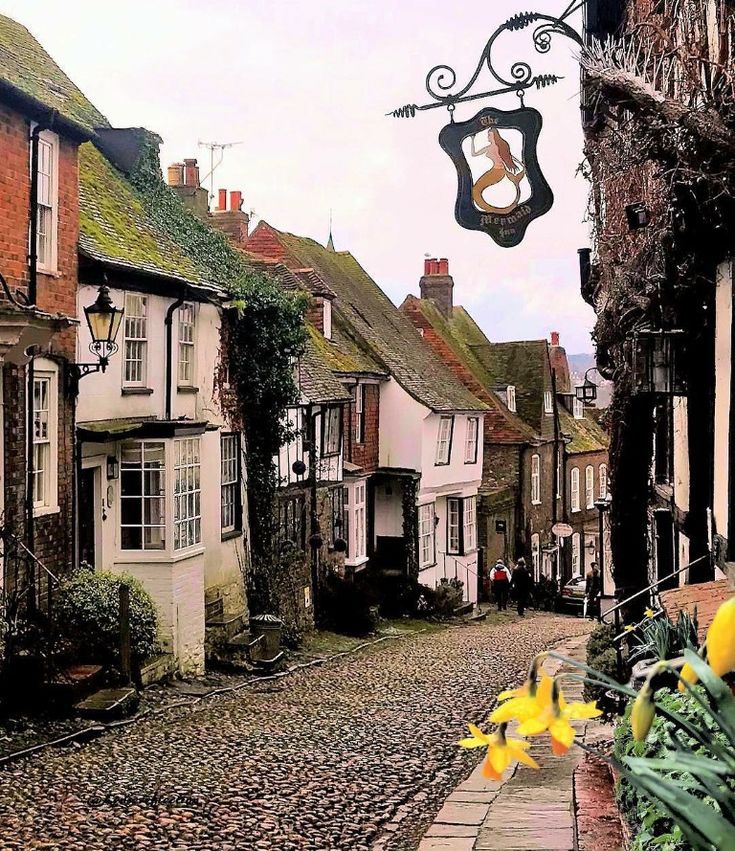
[470,128,526,214]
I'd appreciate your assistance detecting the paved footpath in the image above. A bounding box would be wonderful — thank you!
[0,613,590,851]
[417,634,591,851]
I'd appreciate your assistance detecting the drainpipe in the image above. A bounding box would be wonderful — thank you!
[164,293,186,420]
[551,367,560,582]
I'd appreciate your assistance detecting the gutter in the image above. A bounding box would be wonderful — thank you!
[164,292,187,421]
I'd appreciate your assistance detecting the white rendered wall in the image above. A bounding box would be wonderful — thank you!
[713,261,732,551]
[378,379,425,471]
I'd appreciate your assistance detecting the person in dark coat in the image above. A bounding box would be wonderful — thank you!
[511,558,533,617]
[583,563,601,619]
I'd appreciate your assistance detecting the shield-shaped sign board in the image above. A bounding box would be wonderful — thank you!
[439,106,554,248]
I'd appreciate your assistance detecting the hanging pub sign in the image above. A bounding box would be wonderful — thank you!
[388,6,583,248]
[439,106,552,248]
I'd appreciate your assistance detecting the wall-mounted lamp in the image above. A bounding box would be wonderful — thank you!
[625,202,650,231]
[106,455,119,480]
[575,368,598,405]
[629,328,687,396]
[75,285,125,380]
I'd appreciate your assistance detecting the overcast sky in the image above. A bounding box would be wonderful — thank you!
[1,0,594,352]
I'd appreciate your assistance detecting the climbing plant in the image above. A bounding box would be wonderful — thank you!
[128,134,308,615]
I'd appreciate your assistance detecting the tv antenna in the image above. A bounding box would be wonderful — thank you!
[198,140,243,202]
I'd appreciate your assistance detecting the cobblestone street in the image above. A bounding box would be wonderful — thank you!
[0,613,591,851]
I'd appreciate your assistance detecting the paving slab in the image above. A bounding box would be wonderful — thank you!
[435,802,490,826]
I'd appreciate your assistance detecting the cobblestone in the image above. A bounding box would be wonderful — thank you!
[0,613,590,850]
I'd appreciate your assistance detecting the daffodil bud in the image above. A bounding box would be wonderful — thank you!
[677,661,698,693]
[631,683,656,742]
[706,596,735,679]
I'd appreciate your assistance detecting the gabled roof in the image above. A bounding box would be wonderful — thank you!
[559,408,609,454]
[400,296,536,444]
[0,14,108,135]
[79,142,223,295]
[247,222,487,414]
[299,327,351,405]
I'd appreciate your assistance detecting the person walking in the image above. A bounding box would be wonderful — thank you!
[489,559,511,611]
[512,558,532,617]
[583,563,601,619]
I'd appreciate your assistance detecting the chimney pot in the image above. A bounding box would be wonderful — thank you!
[217,189,227,211]
[431,259,439,275]
[230,190,243,212]
[424,258,432,276]
[438,258,449,275]
[167,163,184,187]
[551,331,560,346]
[183,158,199,188]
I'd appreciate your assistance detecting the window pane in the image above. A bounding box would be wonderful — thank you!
[121,526,142,550]
[121,497,142,526]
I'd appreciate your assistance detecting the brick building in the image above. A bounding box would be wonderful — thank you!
[0,15,105,613]
[581,0,734,597]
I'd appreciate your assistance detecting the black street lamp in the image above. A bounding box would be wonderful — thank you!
[575,367,598,405]
[78,285,124,378]
[594,493,612,602]
[630,328,686,396]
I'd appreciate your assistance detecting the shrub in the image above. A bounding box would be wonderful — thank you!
[434,578,464,619]
[374,573,424,619]
[614,686,734,851]
[318,573,378,636]
[584,623,629,705]
[55,568,158,667]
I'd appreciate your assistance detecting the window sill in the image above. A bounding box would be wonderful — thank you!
[571,508,581,514]
[463,460,478,465]
[33,504,60,518]
[531,500,542,506]
[37,267,60,278]
[178,385,199,394]
[221,528,243,542]
[418,562,437,572]
[345,556,370,569]
[116,545,206,564]
[122,387,154,396]
[434,461,450,467]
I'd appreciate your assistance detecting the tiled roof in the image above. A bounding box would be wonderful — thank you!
[559,408,609,454]
[400,296,536,444]
[0,14,108,134]
[299,327,351,404]
[79,142,223,293]
[249,223,486,413]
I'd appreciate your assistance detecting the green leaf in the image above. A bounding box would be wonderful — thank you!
[683,650,735,743]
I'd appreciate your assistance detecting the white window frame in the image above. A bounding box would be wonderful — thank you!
[178,302,196,387]
[419,502,436,568]
[571,467,581,513]
[447,497,461,554]
[573,397,584,419]
[544,390,553,414]
[33,129,59,274]
[435,416,454,465]
[585,464,595,509]
[120,441,166,551]
[463,495,477,552]
[344,481,367,565]
[174,437,202,550]
[531,453,541,505]
[321,406,342,457]
[354,384,365,445]
[556,448,562,500]
[572,532,581,575]
[599,463,608,499]
[31,359,59,515]
[506,385,517,412]
[221,433,240,534]
[531,533,540,581]
[464,417,479,464]
[123,293,148,387]
[323,299,332,340]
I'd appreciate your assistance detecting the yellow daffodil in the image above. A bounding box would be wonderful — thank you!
[624,624,635,633]
[457,723,538,780]
[496,653,548,703]
[517,679,602,755]
[631,682,656,741]
[677,661,698,693]
[490,674,555,725]
[644,608,655,619]
[706,596,735,679]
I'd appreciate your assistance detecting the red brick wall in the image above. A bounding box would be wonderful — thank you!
[343,383,379,472]
[0,103,79,596]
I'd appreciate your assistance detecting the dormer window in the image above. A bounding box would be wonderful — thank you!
[544,390,553,414]
[323,299,332,340]
[506,385,516,412]
[573,397,584,419]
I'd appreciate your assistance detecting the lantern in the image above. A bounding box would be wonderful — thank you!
[575,369,598,404]
[84,285,124,352]
[630,329,686,396]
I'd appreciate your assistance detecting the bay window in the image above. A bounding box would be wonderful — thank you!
[121,441,166,550]
[435,416,454,465]
[174,438,201,550]
[419,503,436,568]
[344,481,366,563]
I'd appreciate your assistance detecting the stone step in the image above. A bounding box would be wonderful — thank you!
[74,686,139,720]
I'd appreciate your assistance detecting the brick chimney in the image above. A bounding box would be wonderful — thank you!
[550,331,560,346]
[209,188,250,247]
[166,157,209,220]
[419,257,454,318]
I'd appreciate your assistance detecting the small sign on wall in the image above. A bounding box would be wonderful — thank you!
[495,519,507,533]
[304,586,312,609]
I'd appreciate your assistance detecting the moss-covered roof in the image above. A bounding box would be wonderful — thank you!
[560,408,609,454]
[299,327,351,404]
[0,14,108,134]
[79,143,221,291]
[257,225,486,413]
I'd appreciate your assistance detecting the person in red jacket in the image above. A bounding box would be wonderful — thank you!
[490,560,511,611]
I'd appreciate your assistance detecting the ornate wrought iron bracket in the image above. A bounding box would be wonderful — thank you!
[73,340,119,381]
[387,5,584,119]
[0,271,32,309]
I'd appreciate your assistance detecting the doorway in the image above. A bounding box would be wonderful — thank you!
[655,510,677,591]
[79,466,97,567]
